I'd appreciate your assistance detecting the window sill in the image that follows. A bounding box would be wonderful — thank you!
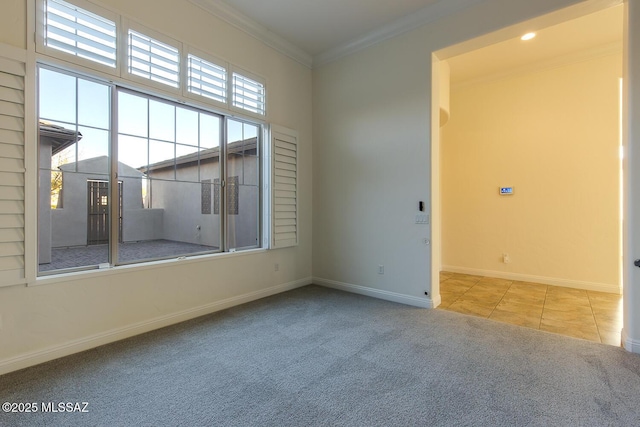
[30,247,267,287]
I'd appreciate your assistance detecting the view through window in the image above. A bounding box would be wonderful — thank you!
[38,67,261,274]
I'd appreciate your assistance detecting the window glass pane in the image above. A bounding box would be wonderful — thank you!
[38,67,111,274]
[39,68,76,123]
[118,134,148,174]
[176,144,201,181]
[199,114,220,149]
[227,119,242,144]
[78,79,109,128]
[118,92,148,137]
[117,89,220,264]
[149,139,175,179]
[77,126,109,170]
[176,107,198,146]
[149,99,175,142]
[226,119,259,250]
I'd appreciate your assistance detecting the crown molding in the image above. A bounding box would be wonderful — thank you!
[312,0,484,68]
[188,0,313,68]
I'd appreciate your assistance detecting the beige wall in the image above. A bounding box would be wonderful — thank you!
[441,53,622,291]
[0,0,26,49]
[312,0,592,306]
[0,0,313,373]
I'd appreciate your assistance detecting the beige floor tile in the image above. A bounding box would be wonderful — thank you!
[440,271,454,281]
[546,286,588,298]
[510,281,548,294]
[587,290,622,302]
[539,318,601,342]
[445,301,493,318]
[437,300,453,309]
[589,299,623,313]
[489,309,541,329]
[599,330,622,346]
[451,273,483,282]
[544,296,591,313]
[440,293,463,307]
[472,281,511,293]
[542,307,596,327]
[440,280,475,293]
[457,292,504,308]
[438,274,623,347]
[594,314,623,332]
[495,299,543,317]
[501,291,546,305]
[477,277,513,288]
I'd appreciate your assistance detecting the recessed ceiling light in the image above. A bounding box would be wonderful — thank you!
[521,32,536,41]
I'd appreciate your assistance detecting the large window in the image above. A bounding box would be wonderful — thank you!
[38,67,261,274]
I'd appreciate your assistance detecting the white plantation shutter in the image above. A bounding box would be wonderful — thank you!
[0,48,26,287]
[232,72,265,115]
[271,126,297,248]
[127,29,180,88]
[43,0,117,68]
[187,54,227,104]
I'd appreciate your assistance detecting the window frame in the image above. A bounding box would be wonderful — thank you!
[37,64,265,276]
[36,0,121,77]
[184,46,229,110]
[229,65,267,118]
[34,0,275,279]
[121,19,183,95]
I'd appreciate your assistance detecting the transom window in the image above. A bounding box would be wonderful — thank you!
[38,0,266,116]
[44,0,117,68]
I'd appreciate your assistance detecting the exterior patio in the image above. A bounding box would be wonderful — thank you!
[38,239,218,272]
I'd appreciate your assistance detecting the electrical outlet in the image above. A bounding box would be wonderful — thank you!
[503,253,511,264]
[378,265,384,275]
[274,263,279,272]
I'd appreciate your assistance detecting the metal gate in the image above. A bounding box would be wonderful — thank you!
[87,180,122,245]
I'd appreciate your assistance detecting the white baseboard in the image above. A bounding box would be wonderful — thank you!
[622,329,640,354]
[442,265,621,294]
[0,277,312,376]
[314,277,434,308]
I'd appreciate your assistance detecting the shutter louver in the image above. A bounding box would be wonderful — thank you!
[45,0,117,68]
[128,30,180,88]
[232,72,265,115]
[187,54,226,104]
[271,128,297,248]
[0,52,25,287]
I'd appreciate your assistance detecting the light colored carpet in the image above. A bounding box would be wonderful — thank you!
[1,285,639,426]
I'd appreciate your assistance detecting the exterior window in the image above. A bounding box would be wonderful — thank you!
[127,30,180,88]
[232,72,265,115]
[38,67,111,272]
[44,0,117,68]
[226,119,260,249]
[187,54,227,104]
[38,66,262,275]
[118,89,222,263]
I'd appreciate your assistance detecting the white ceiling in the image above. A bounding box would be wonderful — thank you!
[446,5,623,85]
[191,0,622,70]
[219,0,443,56]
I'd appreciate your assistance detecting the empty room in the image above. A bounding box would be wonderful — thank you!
[1,0,640,425]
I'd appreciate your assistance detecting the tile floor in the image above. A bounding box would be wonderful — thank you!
[438,271,623,346]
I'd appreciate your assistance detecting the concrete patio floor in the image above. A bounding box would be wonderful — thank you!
[39,240,218,272]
